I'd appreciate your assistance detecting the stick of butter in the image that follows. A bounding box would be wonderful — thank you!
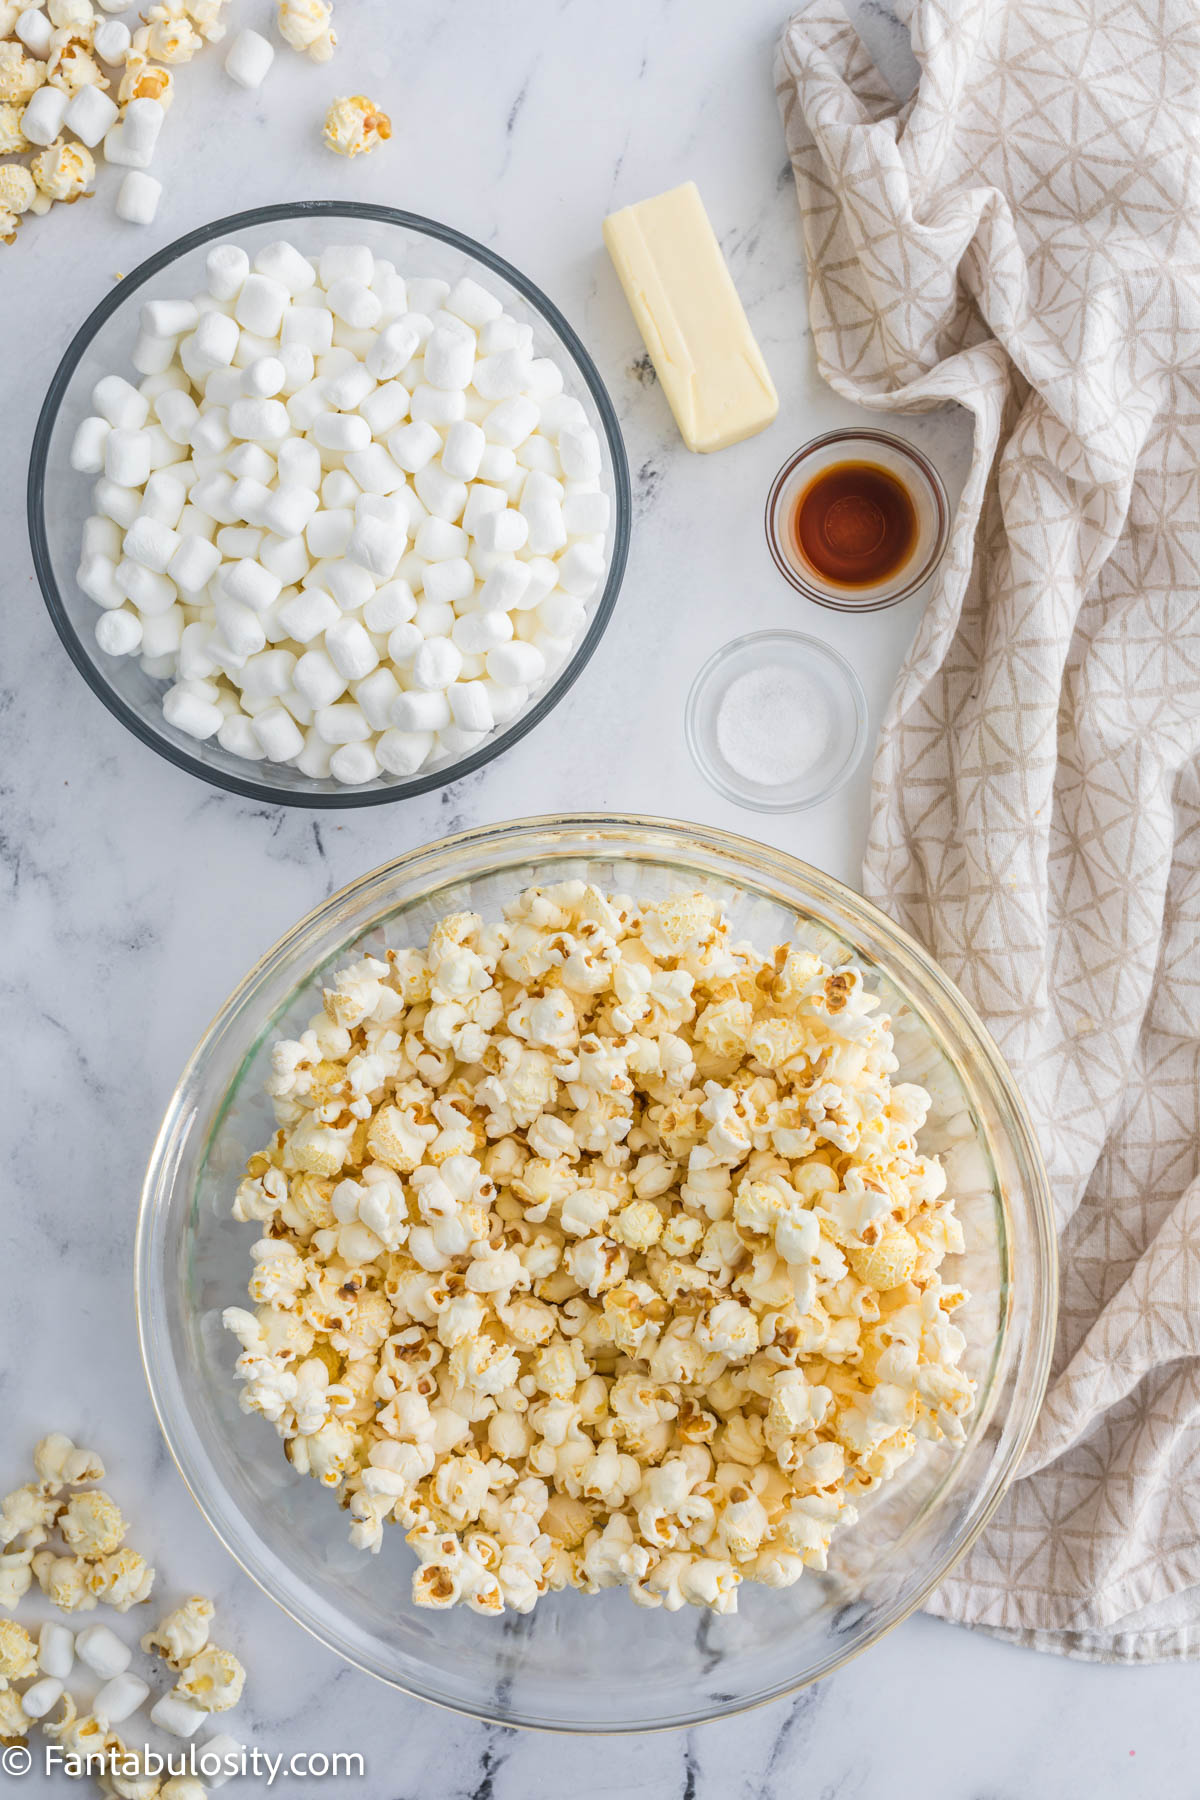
[603,180,779,454]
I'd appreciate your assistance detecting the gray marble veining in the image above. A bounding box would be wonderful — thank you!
[3,0,1195,1793]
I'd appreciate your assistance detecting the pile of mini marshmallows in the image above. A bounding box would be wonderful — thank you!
[70,239,610,785]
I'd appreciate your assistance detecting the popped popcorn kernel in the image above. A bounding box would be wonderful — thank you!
[322,92,390,157]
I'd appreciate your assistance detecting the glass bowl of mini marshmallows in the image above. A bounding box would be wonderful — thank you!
[29,202,630,805]
[137,814,1057,1731]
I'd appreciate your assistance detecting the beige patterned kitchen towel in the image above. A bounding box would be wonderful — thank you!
[776,0,1200,1660]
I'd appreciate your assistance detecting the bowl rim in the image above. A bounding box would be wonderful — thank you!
[135,811,1058,1731]
[27,200,632,809]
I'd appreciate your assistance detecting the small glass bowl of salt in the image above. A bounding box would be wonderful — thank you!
[685,630,868,812]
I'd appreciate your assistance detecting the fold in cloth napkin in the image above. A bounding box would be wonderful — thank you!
[776,0,1200,1660]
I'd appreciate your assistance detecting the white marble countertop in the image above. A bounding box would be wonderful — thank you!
[5,0,1198,1792]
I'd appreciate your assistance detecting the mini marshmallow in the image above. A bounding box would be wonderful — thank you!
[359,381,410,437]
[94,374,149,431]
[94,608,144,656]
[63,83,119,147]
[76,1624,133,1680]
[486,639,546,687]
[94,17,132,61]
[484,395,539,449]
[328,741,380,784]
[261,533,312,586]
[293,646,346,709]
[218,713,265,759]
[227,443,276,482]
[312,410,371,453]
[282,305,334,354]
[421,557,473,606]
[345,443,406,496]
[21,83,68,147]
[279,585,339,644]
[278,342,316,393]
[352,665,402,730]
[414,516,467,561]
[557,540,606,596]
[156,389,200,445]
[482,676,529,723]
[77,554,123,607]
[473,506,528,554]
[229,475,271,524]
[20,1675,65,1724]
[461,482,505,536]
[278,436,322,490]
[220,558,282,613]
[452,608,512,655]
[367,318,421,381]
[346,509,406,578]
[225,27,275,87]
[314,700,371,744]
[472,348,531,400]
[105,428,152,488]
[559,424,602,480]
[235,272,289,337]
[140,605,184,656]
[387,420,441,473]
[141,299,199,341]
[445,276,503,328]
[240,647,296,700]
[413,463,467,521]
[71,416,111,474]
[142,469,188,527]
[192,309,240,369]
[306,508,354,559]
[390,687,451,732]
[206,243,249,301]
[38,1624,75,1682]
[214,596,267,657]
[374,726,433,774]
[94,1674,150,1726]
[325,616,378,681]
[441,419,486,481]
[410,383,467,426]
[125,514,181,574]
[16,5,54,52]
[319,244,373,288]
[413,598,454,638]
[243,355,286,398]
[324,361,375,412]
[189,471,240,524]
[94,478,142,528]
[261,484,319,538]
[150,1693,208,1740]
[104,97,164,168]
[320,469,359,510]
[229,397,290,442]
[447,679,495,734]
[83,515,123,561]
[423,325,475,392]
[251,704,305,761]
[254,239,317,295]
[326,278,381,332]
[411,635,462,691]
[477,442,517,481]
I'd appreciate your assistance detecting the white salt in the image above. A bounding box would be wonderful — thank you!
[715,666,833,787]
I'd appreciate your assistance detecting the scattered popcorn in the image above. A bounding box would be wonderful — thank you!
[0,1618,38,1681]
[277,0,334,61]
[322,91,389,157]
[34,1434,105,1491]
[61,1491,127,1559]
[140,1595,213,1669]
[226,886,975,1615]
[173,1643,245,1713]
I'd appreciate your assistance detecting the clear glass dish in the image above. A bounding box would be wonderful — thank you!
[766,430,949,612]
[136,815,1056,1732]
[27,202,631,808]
[685,630,868,811]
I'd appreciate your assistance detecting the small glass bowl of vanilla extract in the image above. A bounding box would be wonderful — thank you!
[766,429,950,611]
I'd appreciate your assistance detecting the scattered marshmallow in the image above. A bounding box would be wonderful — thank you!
[224,28,274,88]
[115,171,163,225]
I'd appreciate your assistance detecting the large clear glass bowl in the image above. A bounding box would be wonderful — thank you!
[28,203,630,808]
[136,816,1056,1731]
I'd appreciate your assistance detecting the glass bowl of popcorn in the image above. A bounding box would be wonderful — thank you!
[29,202,630,804]
[137,815,1056,1730]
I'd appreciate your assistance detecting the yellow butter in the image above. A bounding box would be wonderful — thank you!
[603,180,779,454]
